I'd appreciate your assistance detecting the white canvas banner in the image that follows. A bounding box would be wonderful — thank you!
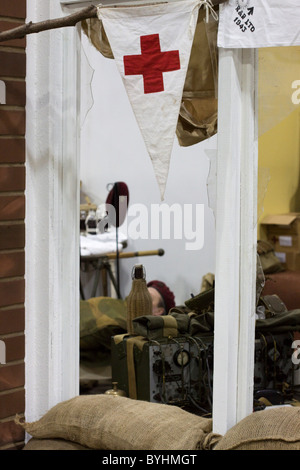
[97,0,203,199]
[218,0,300,49]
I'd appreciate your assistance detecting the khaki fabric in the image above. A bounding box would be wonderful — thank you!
[81,18,114,59]
[257,240,284,274]
[256,308,300,334]
[214,407,300,450]
[185,307,300,335]
[80,296,127,350]
[176,10,218,147]
[200,273,215,293]
[185,287,214,314]
[189,312,214,336]
[132,311,191,339]
[16,395,215,451]
[131,306,300,337]
[259,294,287,317]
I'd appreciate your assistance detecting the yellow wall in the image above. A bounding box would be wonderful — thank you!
[258,59,300,239]
[257,47,300,238]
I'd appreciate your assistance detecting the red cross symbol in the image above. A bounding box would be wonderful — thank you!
[123,34,180,94]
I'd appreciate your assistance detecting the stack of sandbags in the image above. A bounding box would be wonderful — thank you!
[17,394,219,451]
[214,406,300,450]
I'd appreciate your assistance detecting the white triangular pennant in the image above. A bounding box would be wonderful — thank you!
[97,0,201,199]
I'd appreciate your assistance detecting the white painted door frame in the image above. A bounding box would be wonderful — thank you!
[25,0,81,422]
[213,47,258,435]
[25,0,258,436]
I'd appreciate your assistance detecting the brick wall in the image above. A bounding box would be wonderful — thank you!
[0,0,26,450]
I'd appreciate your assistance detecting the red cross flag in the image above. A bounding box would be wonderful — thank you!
[97,0,202,199]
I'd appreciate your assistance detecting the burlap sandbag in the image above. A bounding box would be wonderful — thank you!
[23,438,91,451]
[214,407,300,450]
[16,395,217,451]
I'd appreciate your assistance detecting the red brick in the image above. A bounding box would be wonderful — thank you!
[1,335,24,362]
[0,363,25,391]
[0,224,25,250]
[0,195,25,221]
[0,1,26,20]
[0,420,25,446]
[0,138,25,163]
[0,51,26,78]
[0,389,25,419]
[0,21,26,49]
[0,307,24,334]
[0,252,24,278]
[0,166,25,191]
[0,279,24,308]
[0,80,26,106]
[0,1,26,449]
[0,110,25,136]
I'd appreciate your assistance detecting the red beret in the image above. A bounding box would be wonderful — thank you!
[147,280,175,314]
[105,182,129,227]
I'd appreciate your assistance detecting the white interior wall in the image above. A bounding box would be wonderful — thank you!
[79,32,217,304]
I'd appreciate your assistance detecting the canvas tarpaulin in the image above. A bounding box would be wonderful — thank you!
[175,8,218,147]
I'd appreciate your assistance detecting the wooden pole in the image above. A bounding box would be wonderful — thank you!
[0,0,228,43]
[106,248,165,259]
[81,248,165,261]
